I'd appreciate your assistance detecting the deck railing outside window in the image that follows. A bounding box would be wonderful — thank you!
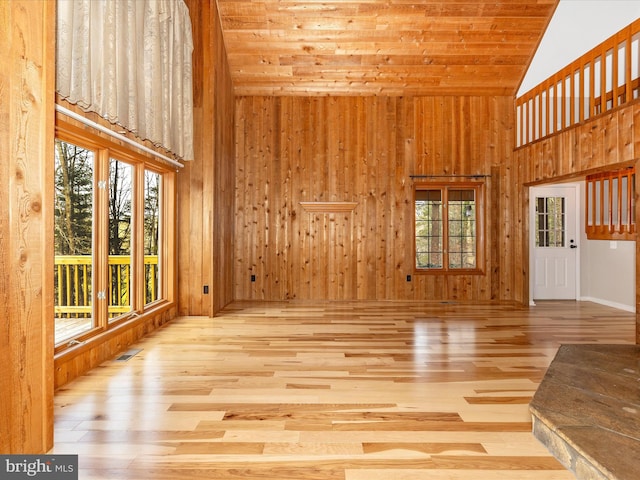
[516,19,640,148]
[54,254,158,318]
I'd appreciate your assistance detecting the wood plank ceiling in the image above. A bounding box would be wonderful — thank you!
[216,0,559,96]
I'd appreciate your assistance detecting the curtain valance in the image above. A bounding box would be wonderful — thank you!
[56,0,194,161]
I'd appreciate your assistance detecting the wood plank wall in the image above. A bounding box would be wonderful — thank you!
[513,100,640,342]
[178,0,235,316]
[514,105,640,181]
[234,96,516,302]
[0,0,55,453]
[211,0,237,315]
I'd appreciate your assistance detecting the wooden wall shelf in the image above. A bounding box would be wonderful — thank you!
[299,201,358,213]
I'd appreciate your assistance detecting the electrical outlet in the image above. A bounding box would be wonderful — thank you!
[406,275,411,282]
[203,285,209,294]
[251,274,256,282]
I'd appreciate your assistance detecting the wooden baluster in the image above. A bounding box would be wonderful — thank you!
[627,170,634,234]
[83,262,88,313]
[569,67,575,126]
[517,101,523,147]
[600,47,607,114]
[616,171,622,233]
[73,263,79,315]
[544,84,550,138]
[56,264,63,315]
[598,177,604,234]
[607,174,613,234]
[589,57,595,117]
[117,265,122,309]
[555,76,560,132]
[586,177,592,235]
[625,26,632,105]
[612,37,619,109]
[65,264,71,315]
[579,59,585,122]
[108,262,113,317]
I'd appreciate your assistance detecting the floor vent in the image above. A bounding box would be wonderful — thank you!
[115,348,142,362]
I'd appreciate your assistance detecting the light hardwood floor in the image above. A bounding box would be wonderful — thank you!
[52,300,636,479]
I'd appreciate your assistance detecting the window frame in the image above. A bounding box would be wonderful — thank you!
[413,181,485,275]
[54,120,176,352]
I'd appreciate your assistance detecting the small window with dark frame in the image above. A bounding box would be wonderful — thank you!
[414,183,483,273]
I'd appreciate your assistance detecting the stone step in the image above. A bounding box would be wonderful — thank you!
[530,344,640,480]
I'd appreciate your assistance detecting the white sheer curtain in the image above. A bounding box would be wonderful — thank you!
[56,0,194,161]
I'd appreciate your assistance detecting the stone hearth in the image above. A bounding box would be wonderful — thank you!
[530,344,640,480]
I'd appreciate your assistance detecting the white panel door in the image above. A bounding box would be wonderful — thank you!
[531,186,578,300]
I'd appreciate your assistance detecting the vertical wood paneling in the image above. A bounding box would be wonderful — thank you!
[179,0,204,314]
[618,106,634,161]
[516,104,640,179]
[234,98,247,300]
[234,96,514,302]
[179,0,235,315]
[0,0,55,453]
[353,98,367,299]
[196,0,211,316]
[212,0,236,314]
[633,105,640,158]
[402,99,416,299]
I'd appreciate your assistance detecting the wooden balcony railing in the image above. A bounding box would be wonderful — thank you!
[54,254,158,318]
[585,167,636,240]
[516,18,640,148]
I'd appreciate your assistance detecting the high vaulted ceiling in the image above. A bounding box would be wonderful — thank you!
[217,0,559,97]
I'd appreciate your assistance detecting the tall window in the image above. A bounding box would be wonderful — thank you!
[414,183,484,273]
[109,159,133,320]
[54,140,95,344]
[144,170,161,305]
[54,123,174,349]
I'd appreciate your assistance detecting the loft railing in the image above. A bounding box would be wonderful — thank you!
[54,254,158,318]
[585,167,636,240]
[516,18,640,148]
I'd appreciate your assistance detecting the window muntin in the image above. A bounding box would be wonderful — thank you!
[415,183,483,273]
